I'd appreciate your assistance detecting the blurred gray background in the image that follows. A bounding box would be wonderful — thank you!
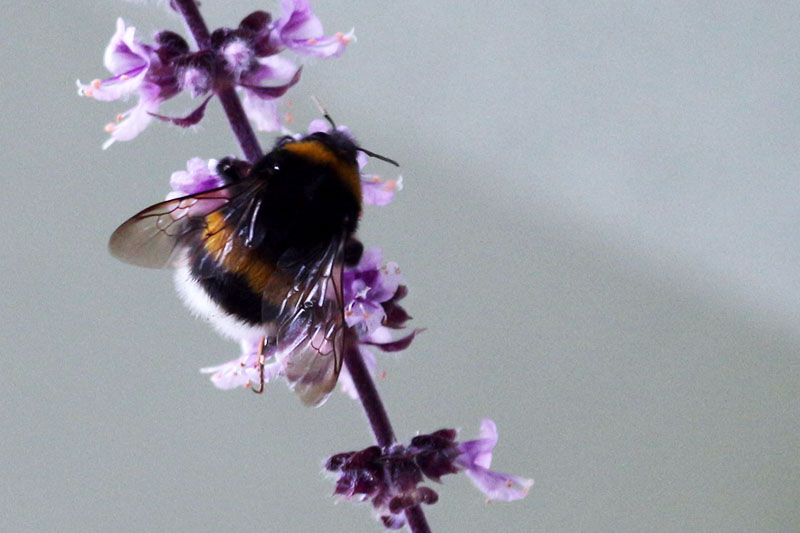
[2,1,799,531]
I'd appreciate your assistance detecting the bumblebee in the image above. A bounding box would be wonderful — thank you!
[109,120,396,406]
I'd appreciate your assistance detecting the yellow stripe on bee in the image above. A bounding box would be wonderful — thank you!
[203,212,284,293]
[282,140,362,201]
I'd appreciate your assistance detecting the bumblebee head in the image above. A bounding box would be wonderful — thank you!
[306,129,360,167]
[280,98,400,168]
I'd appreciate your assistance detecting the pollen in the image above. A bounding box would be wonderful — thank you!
[104,122,116,133]
[384,179,398,191]
[91,79,102,89]
[120,74,129,80]
[307,38,317,44]
[116,113,124,122]
[380,370,387,379]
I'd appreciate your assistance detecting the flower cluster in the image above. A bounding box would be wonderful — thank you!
[77,0,353,148]
[326,419,533,529]
[81,2,533,530]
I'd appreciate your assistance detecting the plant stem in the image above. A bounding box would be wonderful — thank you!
[405,505,433,533]
[344,346,432,532]
[172,0,211,48]
[174,1,428,530]
[172,0,263,162]
[217,88,264,163]
[344,346,396,447]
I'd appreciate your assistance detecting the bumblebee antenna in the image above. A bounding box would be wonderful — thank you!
[311,95,336,129]
[358,147,400,167]
[311,96,399,167]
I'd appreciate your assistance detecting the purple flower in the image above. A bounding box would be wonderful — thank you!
[456,419,534,502]
[78,7,352,145]
[77,18,154,102]
[77,19,173,149]
[166,157,222,200]
[325,420,531,528]
[238,55,301,131]
[325,443,437,529]
[200,338,283,390]
[361,173,403,207]
[331,244,419,399]
[270,0,354,58]
[343,247,402,335]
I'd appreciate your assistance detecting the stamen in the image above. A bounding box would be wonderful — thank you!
[307,38,317,44]
[116,113,124,123]
[91,79,102,89]
[104,123,116,133]
[284,112,295,124]
[120,74,129,80]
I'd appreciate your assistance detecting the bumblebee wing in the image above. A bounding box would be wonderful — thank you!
[109,182,264,270]
[266,235,347,407]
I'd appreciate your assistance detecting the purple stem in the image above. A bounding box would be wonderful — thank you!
[172,0,263,162]
[217,88,264,163]
[405,505,433,533]
[344,346,395,447]
[173,1,429,530]
[344,346,432,533]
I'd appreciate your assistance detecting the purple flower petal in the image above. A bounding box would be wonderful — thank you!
[343,248,404,336]
[240,90,281,131]
[243,55,299,85]
[101,82,162,149]
[460,418,498,469]
[149,95,213,127]
[77,19,155,103]
[361,174,403,206]
[200,339,283,390]
[238,65,302,98]
[456,419,533,502]
[103,18,154,76]
[275,0,324,41]
[462,468,533,503]
[271,0,354,58]
[362,328,423,353]
[168,157,223,198]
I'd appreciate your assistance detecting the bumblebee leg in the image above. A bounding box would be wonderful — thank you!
[252,336,267,394]
[252,336,277,394]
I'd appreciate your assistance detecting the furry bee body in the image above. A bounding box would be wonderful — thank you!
[110,129,367,405]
